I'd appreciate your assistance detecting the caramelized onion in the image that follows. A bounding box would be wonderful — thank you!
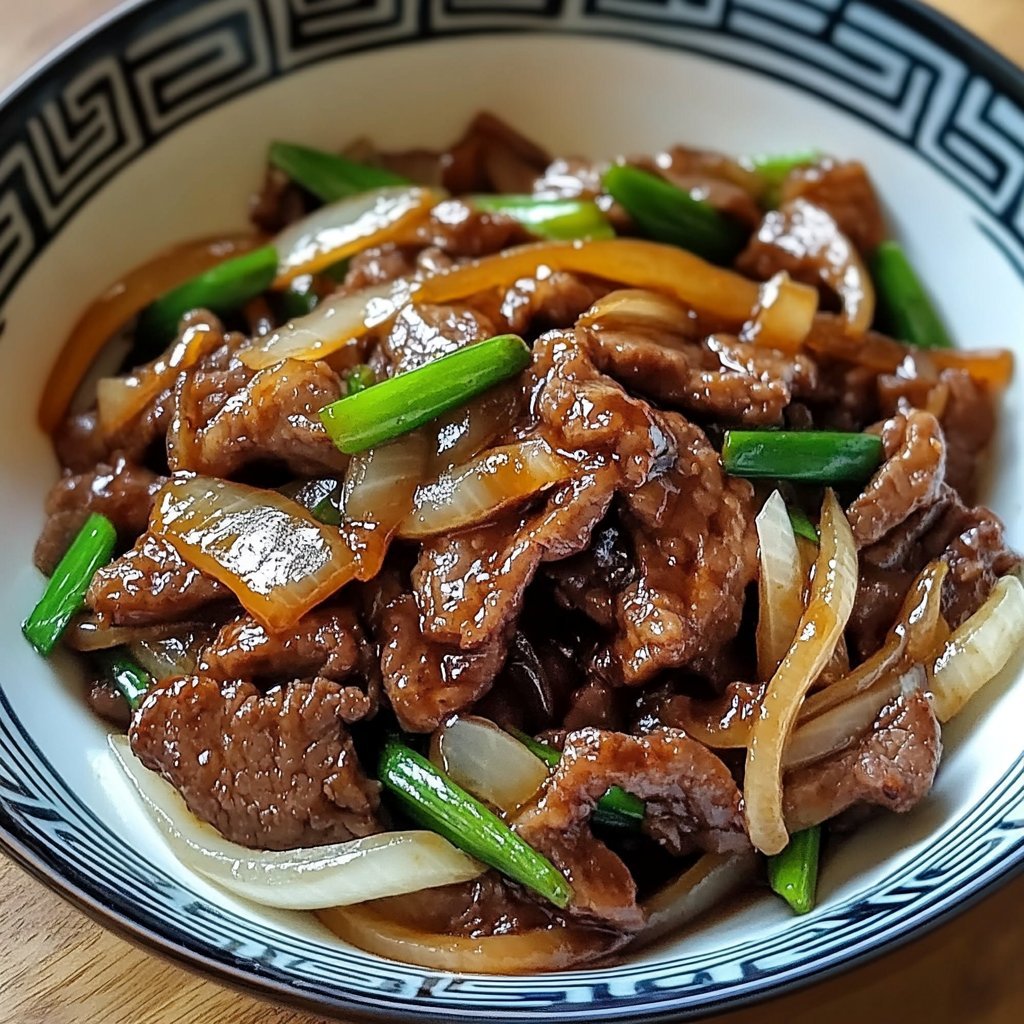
[151,476,359,631]
[431,716,548,813]
[576,288,694,333]
[110,736,482,909]
[744,490,857,855]
[929,574,1024,722]
[38,234,260,432]
[273,187,441,286]
[755,490,806,682]
[399,440,573,540]
[243,238,763,369]
[318,903,618,973]
[739,271,819,352]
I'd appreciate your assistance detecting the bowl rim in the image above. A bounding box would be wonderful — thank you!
[1,0,1023,1020]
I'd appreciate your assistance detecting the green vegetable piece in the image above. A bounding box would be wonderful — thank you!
[602,164,747,264]
[345,364,376,395]
[513,730,646,829]
[269,141,410,203]
[871,241,953,350]
[97,650,152,710]
[746,149,822,188]
[379,738,572,908]
[471,195,614,241]
[722,430,883,484]
[320,334,531,454]
[768,825,821,915]
[136,243,278,351]
[23,513,117,656]
[787,506,819,543]
[278,277,320,320]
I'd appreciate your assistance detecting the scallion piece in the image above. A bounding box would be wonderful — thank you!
[722,430,883,483]
[345,364,376,395]
[136,243,278,351]
[23,513,117,656]
[514,730,645,829]
[871,241,953,350]
[746,149,822,206]
[97,650,152,710]
[602,164,747,264]
[320,334,531,454]
[269,141,410,203]
[379,738,572,908]
[767,825,821,914]
[471,195,614,241]
[787,506,819,543]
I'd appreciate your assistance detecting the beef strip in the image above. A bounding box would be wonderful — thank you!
[784,692,941,831]
[381,303,497,377]
[413,199,530,258]
[514,727,748,929]
[130,674,381,849]
[53,410,112,473]
[34,456,164,575]
[87,532,228,626]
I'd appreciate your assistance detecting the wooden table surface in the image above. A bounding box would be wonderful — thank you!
[1,1,1023,1022]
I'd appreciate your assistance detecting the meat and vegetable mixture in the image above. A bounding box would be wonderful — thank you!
[23,114,1024,971]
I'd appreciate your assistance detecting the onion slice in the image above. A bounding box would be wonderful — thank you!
[399,440,574,540]
[151,476,359,631]
[272,186,441,286]
[739,271,819,352]
[243,238,763,370]
[576,288,693,333]
[635,851,759,949]
[744,489,858,855]
[430,716,549,814]
[755,490,806,682]
[929,574,1024,722]
[109,736,482,909]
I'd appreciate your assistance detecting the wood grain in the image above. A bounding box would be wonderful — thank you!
[1,2,1022,1022]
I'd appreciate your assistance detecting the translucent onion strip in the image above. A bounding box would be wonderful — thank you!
[399,440,574,540]
[243,238,763,370]
[744,490,858,855]
[272,186,441,286]
[109,736,482,909]
[576,288,693,333]
[755,490,806,683]
[151,476,359,631]
[739,271,819,352]
[430,716,549,814]
[929,574,1024,723]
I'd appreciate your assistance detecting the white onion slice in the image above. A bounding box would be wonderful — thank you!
[739,271,819,352]
[636,851,758,949]
[342,428,433,525]
[929,574,1024,723]
[577,288,692,333]
[431,716,548,814]
[755,490,806,682]
[744,490,858,855]
[109,735,482,909]
[399,440,573,540]
[273,186,441,285]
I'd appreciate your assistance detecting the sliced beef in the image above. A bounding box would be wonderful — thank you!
[34,456,164,575]
[250,165,310,233]
[514,727,748,929]
[167,357,347,477]
[86,532,228,626]
[436,112,552,195]
[88,680,132,729]
[498,272,609,337]
[342,243,419,291]
[130,674,382,850]
[779,159,886,254]
[414,199,530,258]
[53,410,112,473]
[381,303,497,377]
[784,692,941,831]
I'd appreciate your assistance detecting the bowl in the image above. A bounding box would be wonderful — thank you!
[1,0,1023,1020]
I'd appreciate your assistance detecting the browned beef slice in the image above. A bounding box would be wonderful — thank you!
[514,727,748,930]
[381,303,497,377]
[779,159,886,254]
[34,456,164,575]
[199,605,376,721]
[168,357,347,477]
[497,272,609,337]
[784,692,940,831]
[53,409,112,473]
[87,532,227,626]
[368,576,510,733]
[437,112,552,195]
[130,675,381,850]
[342,243,419,291]
[610,412,757,685]
[250,165,309,233]
[414,199,530,258]
[847,410,947,548]
[88,680,132,729]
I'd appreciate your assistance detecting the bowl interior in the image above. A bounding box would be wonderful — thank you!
[1,21,1023,1023]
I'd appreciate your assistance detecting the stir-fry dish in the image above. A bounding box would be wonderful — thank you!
[24,114,1024,972]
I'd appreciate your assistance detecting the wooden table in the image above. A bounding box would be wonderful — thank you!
[2,2,1023,1021]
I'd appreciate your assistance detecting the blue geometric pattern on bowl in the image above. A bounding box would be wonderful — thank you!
[1,1,1023,1020]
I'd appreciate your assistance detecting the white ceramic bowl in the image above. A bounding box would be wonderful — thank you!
[1,1,1022,1020]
